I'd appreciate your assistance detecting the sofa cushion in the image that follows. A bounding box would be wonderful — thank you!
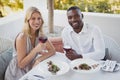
[0,47,13,80]
[0,37,12,53]
[103,35,120,63]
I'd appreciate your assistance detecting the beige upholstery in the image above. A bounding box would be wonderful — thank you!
[49,37,64,53]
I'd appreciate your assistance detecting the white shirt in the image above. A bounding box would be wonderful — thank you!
[62,23,105,60]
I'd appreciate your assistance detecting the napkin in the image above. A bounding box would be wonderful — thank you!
[101,60,118,72]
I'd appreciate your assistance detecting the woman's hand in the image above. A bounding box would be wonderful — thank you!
[34,42,45,53]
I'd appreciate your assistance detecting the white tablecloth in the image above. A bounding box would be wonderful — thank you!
[19,52,120,80]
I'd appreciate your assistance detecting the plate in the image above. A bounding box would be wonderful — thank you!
[37,59,70,77]
[70,58,100,73]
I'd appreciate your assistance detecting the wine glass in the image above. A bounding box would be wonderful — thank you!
[39,36,48,53]
[63,45,72,53]
[39,36,48,43]
[63,45,82,60]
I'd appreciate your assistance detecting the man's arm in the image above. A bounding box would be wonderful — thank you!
[83,26,105,60]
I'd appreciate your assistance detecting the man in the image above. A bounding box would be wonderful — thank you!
[62,6,105,60]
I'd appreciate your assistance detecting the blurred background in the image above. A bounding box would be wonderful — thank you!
[0,0,120,17]
[0,0,120,46]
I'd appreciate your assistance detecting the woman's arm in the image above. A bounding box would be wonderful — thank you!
[16,33,43,69]
[33,39,56,67]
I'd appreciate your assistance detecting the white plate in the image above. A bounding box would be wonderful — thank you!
[70,58,100,73]
[37,59,70,77]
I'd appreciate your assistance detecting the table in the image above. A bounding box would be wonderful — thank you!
[19,52,120,80]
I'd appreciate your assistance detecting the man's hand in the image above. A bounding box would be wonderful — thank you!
[65,49,82,60]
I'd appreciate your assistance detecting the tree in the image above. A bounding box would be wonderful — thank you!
[54,0,120,14]
[0,0,23,17]
[48,0,54,33]
[96,0,111,13]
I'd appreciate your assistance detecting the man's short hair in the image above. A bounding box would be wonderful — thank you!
[67,6,83,19]
[67,6,81,12]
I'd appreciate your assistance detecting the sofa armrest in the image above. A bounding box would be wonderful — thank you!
[49,37,64,53]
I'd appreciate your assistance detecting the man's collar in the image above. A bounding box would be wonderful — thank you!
[80,23,88,33]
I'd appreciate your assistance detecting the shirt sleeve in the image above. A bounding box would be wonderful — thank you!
[82,26,105,60]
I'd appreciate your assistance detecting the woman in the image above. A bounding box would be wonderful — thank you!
[5,7,55,80]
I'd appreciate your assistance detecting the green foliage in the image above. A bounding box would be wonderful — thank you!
[95,1,111,13]
[54,0,120,14]
[0,0,23,17]
[0,0,119,17]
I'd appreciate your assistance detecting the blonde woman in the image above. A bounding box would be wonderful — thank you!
[5,7,55,80]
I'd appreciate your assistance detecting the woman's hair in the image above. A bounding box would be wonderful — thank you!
[22,7,44,38]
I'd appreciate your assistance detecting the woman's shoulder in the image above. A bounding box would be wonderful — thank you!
[16,32,27,41]
[14,32,28,51]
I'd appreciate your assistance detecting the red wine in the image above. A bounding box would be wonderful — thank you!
[39,36,48,43]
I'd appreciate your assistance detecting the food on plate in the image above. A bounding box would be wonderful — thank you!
[73,63,99,70]
[91,64,99,69]
[47,61,60,74]
[73,63,91,70]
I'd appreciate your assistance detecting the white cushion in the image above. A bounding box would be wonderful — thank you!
[103,35,120,63]
[0,37,12,53]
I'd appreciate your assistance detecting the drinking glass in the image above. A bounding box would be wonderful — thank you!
[39,36,48,53]
[39,36,48,43]
[63,45,72,53]
[63,45,83,60]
